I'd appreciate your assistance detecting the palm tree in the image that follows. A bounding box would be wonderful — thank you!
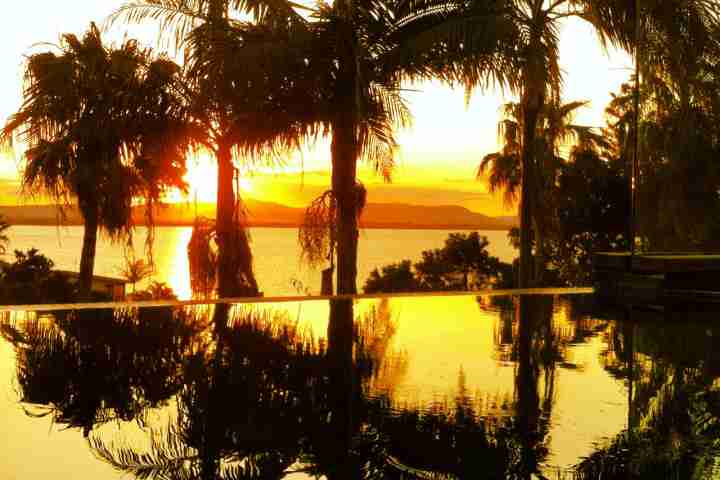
[289,0,522,294]
[479,100,606,284]
[468,0,720,285]
[1,24,192,298]
[433,0,637,288]
[269,0,631,293]
[118,251,155,293]
[114,0,516,296]
[110,1,323,298]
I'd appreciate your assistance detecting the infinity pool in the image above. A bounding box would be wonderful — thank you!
[0,294,717,479]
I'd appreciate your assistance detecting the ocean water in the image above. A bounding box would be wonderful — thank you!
[4,225,515,299]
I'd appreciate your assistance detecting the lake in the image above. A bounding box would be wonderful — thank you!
[4,226,516,299]
[2,293,717,478]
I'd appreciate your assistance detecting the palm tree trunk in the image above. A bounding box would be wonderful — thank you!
[208,3,235,297]
[326,298,356,478]
[79,202,99,300]
[216,139,236,298]
[332,123,359,295]
[532,217,544,285]
[516,295,541,478]
[331,37,360,295]
[519,35,546,288]
[519,101,540,288]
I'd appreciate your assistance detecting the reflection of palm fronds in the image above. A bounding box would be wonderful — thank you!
[2,307,200,436]
[91,426,297,480]
[91,427,197,480]
[362,395,522,479]
[355,299,409,393]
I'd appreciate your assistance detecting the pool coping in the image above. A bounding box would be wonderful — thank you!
[0,288,594,312]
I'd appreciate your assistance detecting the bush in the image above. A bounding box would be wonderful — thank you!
[0,249,75,304]
[364,260,422,294]
[364,233,513,294]
[128,281,178,301]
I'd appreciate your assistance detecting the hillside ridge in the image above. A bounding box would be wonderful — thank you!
[0,201,517,230]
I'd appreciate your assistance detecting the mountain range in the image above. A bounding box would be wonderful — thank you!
[0,200,517,230]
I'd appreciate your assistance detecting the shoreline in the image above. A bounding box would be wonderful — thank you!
[6,221,513,231]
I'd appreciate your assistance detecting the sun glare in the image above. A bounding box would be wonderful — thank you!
[173,153,255,204]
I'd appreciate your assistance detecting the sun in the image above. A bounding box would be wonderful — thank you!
[175,153,254,203]
[182,154,216,203]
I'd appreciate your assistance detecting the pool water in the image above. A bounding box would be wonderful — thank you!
[0,294,718,479]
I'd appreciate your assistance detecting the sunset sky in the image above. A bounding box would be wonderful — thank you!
[0,1,633,217]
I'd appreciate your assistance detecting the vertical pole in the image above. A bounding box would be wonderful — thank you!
[631,0,641,257]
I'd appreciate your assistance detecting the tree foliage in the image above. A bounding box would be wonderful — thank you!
[1,23,193,297]
[364,232,511,293]
[187,215,259,298]
[545,153,628,286]
[0,249,75,304]
[118,251,155,293]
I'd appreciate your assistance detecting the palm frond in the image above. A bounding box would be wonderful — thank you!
[90,428,199,480]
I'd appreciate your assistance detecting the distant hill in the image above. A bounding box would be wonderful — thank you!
[0,200,517,230]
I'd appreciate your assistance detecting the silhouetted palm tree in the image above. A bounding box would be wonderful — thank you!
[118,251,155,293]
[479,100,606,283]
[111,1,322,297]
[1,24,192,298]
[291,0,520,294]
[116,0,517,296]
[633,1,720,250]
[440,0,635,287]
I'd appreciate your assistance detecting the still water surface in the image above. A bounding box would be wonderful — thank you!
[2,294,715,478]
[5,226,515,298]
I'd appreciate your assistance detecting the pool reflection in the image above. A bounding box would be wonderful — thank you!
[2,295,720,478]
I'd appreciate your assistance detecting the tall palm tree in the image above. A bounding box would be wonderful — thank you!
[469,0,720,285]
[1,24,192,298]
[479,100,606,283]
[291,0,520,294]
[288,0,631,292]
[111,1,322,297]
[114,0,514,295]
[436,0,636,288]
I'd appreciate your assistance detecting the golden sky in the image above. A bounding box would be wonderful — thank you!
[0,1,632,216]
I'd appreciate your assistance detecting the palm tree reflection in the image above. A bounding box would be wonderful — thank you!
[4,297,621,478]
[1,307,200,436]
[577,308,720,479]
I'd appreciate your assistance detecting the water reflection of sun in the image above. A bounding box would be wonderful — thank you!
[168,227,193,300]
